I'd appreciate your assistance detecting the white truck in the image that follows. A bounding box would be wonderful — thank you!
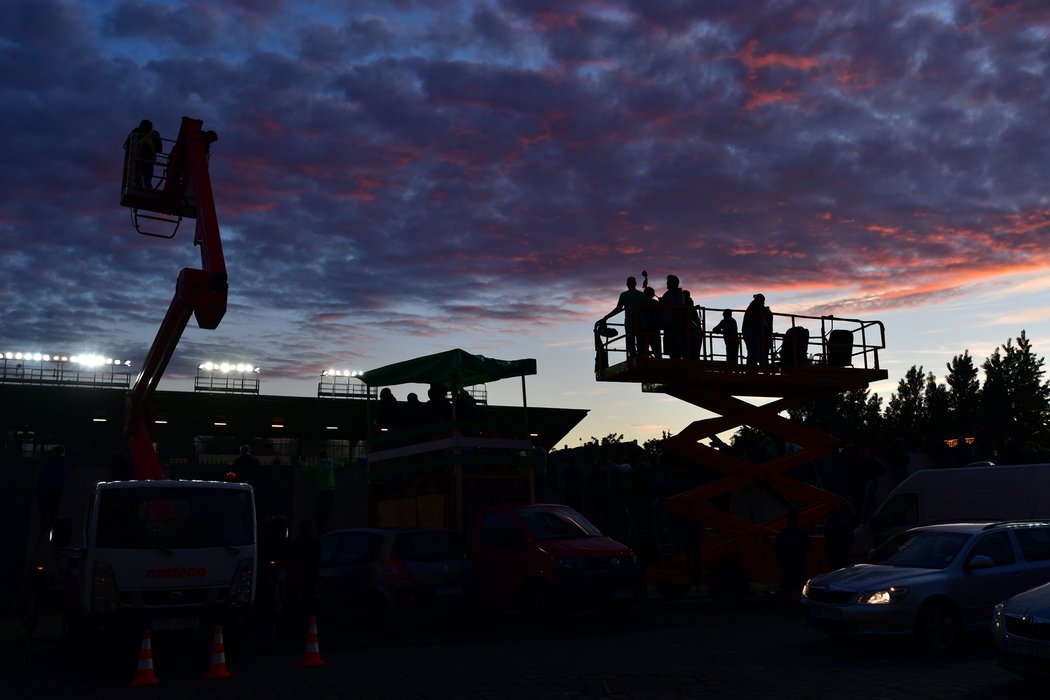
[866,463,1050,548]
[56,480,257,657]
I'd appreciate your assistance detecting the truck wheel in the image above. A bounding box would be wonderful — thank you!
[915,600,961,652]
[655,582,690,600]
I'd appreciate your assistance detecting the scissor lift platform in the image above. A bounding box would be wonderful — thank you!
[594,307,888,593]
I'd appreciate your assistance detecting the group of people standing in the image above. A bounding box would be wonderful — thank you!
[602,276,775,365]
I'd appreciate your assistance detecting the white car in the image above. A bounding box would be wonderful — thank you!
[801,521,1050,650]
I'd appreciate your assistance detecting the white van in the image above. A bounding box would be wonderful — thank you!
[867,464,1050,547]
[62,480,257,655]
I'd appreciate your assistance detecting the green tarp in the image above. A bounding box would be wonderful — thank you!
[359,348,537,390]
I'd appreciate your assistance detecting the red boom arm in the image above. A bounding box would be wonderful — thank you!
[124,117,229,479]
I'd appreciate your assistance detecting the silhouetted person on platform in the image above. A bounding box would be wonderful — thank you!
[742,293,768,365]
[124,119,162,189]
[660,274,687,358]
[375,387,400,431]
[642,285,662,357]
[403,392,424,425]
[602,276,648,358]
[426,383,453,422]
[683,290,702,358]
[713,309,739,364]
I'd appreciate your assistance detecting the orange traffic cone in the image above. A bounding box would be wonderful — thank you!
[204,624,232,679]
[299,615,326,667]
[131,628,160,686]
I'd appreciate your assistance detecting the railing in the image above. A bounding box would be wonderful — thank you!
[0,362,131,389]
[594,305,885,372]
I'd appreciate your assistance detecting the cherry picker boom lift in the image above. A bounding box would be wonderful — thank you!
[120,116,227,479]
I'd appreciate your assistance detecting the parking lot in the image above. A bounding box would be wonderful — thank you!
[1,595,1045,700]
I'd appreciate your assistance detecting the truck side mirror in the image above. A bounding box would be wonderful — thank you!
[50,517,72,548]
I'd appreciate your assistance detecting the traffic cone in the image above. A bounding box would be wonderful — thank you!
[299,615,326,667]
[204,624,232,679]
[130,628,160,686]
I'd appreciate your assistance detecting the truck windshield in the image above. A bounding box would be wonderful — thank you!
[96,487,254,549]
[867,530,970,569]
[517,507,602,539]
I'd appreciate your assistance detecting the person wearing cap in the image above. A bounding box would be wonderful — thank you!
[712,309,740,364]
[742,293,769,365]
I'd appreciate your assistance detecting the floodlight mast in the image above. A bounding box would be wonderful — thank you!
[123,116,229,480]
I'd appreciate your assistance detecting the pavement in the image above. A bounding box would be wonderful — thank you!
[4,588,1044,700]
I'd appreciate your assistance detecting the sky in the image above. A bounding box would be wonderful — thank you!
[4,0,1050,451]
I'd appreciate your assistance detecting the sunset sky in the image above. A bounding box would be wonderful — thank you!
[4,1,1050,449]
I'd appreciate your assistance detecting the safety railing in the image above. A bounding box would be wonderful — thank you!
[594,305,885,372]
[0,362,131,389]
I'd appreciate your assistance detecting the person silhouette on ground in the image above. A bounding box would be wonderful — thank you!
[712,309,739,364]
[776,510,811,596]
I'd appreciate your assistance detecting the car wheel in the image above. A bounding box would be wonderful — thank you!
[360,594,394,634]
[522,582,556,621]
[915,600,961,651]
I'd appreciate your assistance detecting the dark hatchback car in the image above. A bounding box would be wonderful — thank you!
[314,528,477,629]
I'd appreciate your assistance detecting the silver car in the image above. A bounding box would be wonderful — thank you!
[801,521,1050,650]
[993,578,1050,678]
[314,527,477,629]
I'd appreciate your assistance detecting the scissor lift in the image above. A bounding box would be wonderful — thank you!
[594,308,887,594]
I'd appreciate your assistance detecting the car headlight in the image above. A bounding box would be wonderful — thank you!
[857,586,908,605]
[801,580,810,598]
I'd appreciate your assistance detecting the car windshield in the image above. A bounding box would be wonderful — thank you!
[867,530,971,569]
[516,507,602,539]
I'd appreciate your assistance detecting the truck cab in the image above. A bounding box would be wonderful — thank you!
[467,503,642,616]
[63,480,257,653]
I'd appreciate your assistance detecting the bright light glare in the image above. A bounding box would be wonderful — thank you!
[199,361,259,373]
[859,587,907,605]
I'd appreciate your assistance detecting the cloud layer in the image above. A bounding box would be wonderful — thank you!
[3,1,1050,393]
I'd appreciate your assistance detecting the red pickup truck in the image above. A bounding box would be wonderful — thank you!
[466,503,643,617]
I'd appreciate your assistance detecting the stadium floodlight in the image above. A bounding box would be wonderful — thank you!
[199,361,259,374]
[321,369,359,377]
[2,352,131,369]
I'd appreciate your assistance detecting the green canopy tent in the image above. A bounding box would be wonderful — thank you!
[359,348,537,423]
[359,348,536,391]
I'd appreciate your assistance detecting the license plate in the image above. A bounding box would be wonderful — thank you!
[153,616,200,631]
[433,585,463,597]
[1008,638,1050,658]
[807,605,841,621]
[609,588,635,601]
